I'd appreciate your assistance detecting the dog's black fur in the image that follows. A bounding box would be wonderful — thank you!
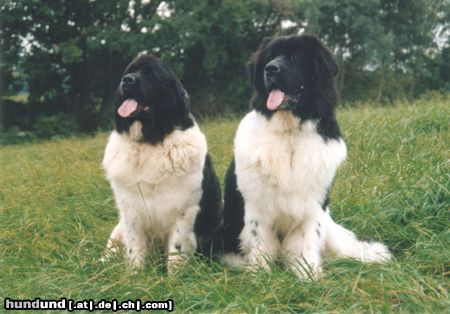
[217,35,341,254]
[195,154,223,254]
[113,54,222,256]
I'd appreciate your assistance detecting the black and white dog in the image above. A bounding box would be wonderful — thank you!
[218,35,391,279]
[102,54,221,272]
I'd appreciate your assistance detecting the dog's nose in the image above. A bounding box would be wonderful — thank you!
[265,63,280,75]
[121,74,136,85]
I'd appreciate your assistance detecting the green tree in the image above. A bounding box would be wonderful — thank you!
[1,0,162,131]
[284,0,444,101]
[1,0,447,135]
[145,0,280,114]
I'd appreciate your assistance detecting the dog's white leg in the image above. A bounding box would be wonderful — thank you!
[282,216,325,280]
[239,206,279,271]
[123,215,148,269]
[167,205,199,274]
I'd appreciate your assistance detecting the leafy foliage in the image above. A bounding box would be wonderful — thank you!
[0,0,449,134]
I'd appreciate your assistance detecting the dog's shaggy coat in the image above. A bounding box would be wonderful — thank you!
[218,35,391,279]
[102,55,221,271]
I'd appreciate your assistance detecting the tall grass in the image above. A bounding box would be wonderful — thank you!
[0,96,448,312]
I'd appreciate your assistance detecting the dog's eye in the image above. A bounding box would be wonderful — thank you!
[290,54,301,62]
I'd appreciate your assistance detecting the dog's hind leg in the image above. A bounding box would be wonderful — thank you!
[323,207,391,263]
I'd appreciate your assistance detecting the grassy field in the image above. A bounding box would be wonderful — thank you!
[1,96,449,312]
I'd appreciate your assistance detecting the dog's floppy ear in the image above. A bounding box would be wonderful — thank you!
[312,39,339,88]
[181,86,190,116]
[247,37,273,86]
[174,80,190,117]
[317,47,339,78]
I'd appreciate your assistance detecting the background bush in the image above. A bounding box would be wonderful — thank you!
[32,113,78,139]
[1,0,449,136]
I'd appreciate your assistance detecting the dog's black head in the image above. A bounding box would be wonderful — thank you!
[114,54,193,144]
[247,35,341,139]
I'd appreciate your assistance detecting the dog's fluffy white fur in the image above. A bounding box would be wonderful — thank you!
[226,111,391,278]
[102,121,207,270]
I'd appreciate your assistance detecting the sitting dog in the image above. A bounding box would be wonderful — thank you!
[218,35,391,279]
[102,54,222,272]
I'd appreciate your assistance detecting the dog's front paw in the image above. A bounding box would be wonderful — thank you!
[288,255,322,281]
[125,249,146,270]
[167,253,187,276]
[242,252,272,273]
[289,259,322,281]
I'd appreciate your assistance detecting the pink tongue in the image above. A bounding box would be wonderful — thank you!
[267,90,285,110]
[118,99,138,118]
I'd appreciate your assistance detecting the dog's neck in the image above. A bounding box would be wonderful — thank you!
[128,121,144,142]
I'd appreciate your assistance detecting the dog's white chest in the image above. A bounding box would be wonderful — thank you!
[102,123,207,237]
[234,111,347,218]
[103,124,206,187]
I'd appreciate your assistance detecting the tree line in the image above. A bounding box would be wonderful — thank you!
[1,0,448,136]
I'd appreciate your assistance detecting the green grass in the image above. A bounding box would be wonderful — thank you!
[1,96,449,313]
